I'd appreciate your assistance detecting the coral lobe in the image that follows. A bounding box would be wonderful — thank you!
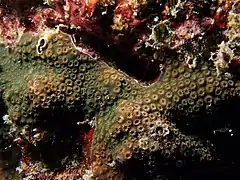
[0,0,240,180]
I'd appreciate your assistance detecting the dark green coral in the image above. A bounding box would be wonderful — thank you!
[1,30,240,179]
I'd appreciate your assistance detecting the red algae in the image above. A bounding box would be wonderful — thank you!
[0,12,24,46]
[84,128,94,167]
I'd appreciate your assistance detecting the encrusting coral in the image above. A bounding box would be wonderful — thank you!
[0,0,239,179]
[1,25,240,179]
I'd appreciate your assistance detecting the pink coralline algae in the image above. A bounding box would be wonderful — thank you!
[174,18,202,48]
[0,12,23,46]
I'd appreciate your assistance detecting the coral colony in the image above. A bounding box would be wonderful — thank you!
[0,0,239,179]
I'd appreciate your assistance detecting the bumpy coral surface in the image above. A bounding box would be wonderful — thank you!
[0,0,240,180]
[0,28,239,179]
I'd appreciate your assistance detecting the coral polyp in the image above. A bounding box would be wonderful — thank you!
[0,0,240,180]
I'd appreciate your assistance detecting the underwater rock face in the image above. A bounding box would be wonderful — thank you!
[0,0,240,180]
[0,29,239,179]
